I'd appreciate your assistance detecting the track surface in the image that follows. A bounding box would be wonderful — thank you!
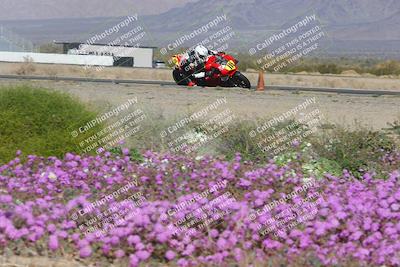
[1,74,400,96]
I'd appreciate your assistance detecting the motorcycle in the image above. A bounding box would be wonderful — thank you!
[171,52,251,89]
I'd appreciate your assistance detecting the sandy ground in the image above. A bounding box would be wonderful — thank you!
[0,62,399,91]
[0,79,399,130]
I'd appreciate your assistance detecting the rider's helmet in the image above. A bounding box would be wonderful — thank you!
[194,45,209,62]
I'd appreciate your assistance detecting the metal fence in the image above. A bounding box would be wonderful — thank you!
[0,25,35,52]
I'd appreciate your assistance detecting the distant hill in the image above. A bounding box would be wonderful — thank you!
[329,10,400,40]
[0,0,399,57]
[0,0,197,20]
[142,0,400,40]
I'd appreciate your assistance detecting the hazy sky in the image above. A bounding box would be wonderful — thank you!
[0,0,197,21]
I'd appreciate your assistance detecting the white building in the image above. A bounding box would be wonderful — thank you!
[0,51,113,66]
[56,42,155,68]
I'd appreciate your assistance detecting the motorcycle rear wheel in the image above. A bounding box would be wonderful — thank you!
[231,72,251,89]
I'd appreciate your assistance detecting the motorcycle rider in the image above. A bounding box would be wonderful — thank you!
[179,45,218,86]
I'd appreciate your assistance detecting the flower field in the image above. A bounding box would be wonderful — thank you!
[1,149,399,266]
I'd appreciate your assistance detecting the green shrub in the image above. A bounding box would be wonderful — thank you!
[214,119,259,160]
[38,43,63,54]
[273,144,343,179]
[316,63,341,74]
[369,60,400,76]
[0,85,103,164]
[15,56,36,75]
[109,147,144,162]
[387,118,400,137]
[212,119,397,178]
[215,119,310,161]
[310,126,397,177]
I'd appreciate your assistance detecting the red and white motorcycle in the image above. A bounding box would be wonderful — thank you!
[172,52,251,88]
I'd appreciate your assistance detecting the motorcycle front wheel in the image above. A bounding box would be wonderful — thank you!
[172,69,189,85]
[230,72,251,89]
